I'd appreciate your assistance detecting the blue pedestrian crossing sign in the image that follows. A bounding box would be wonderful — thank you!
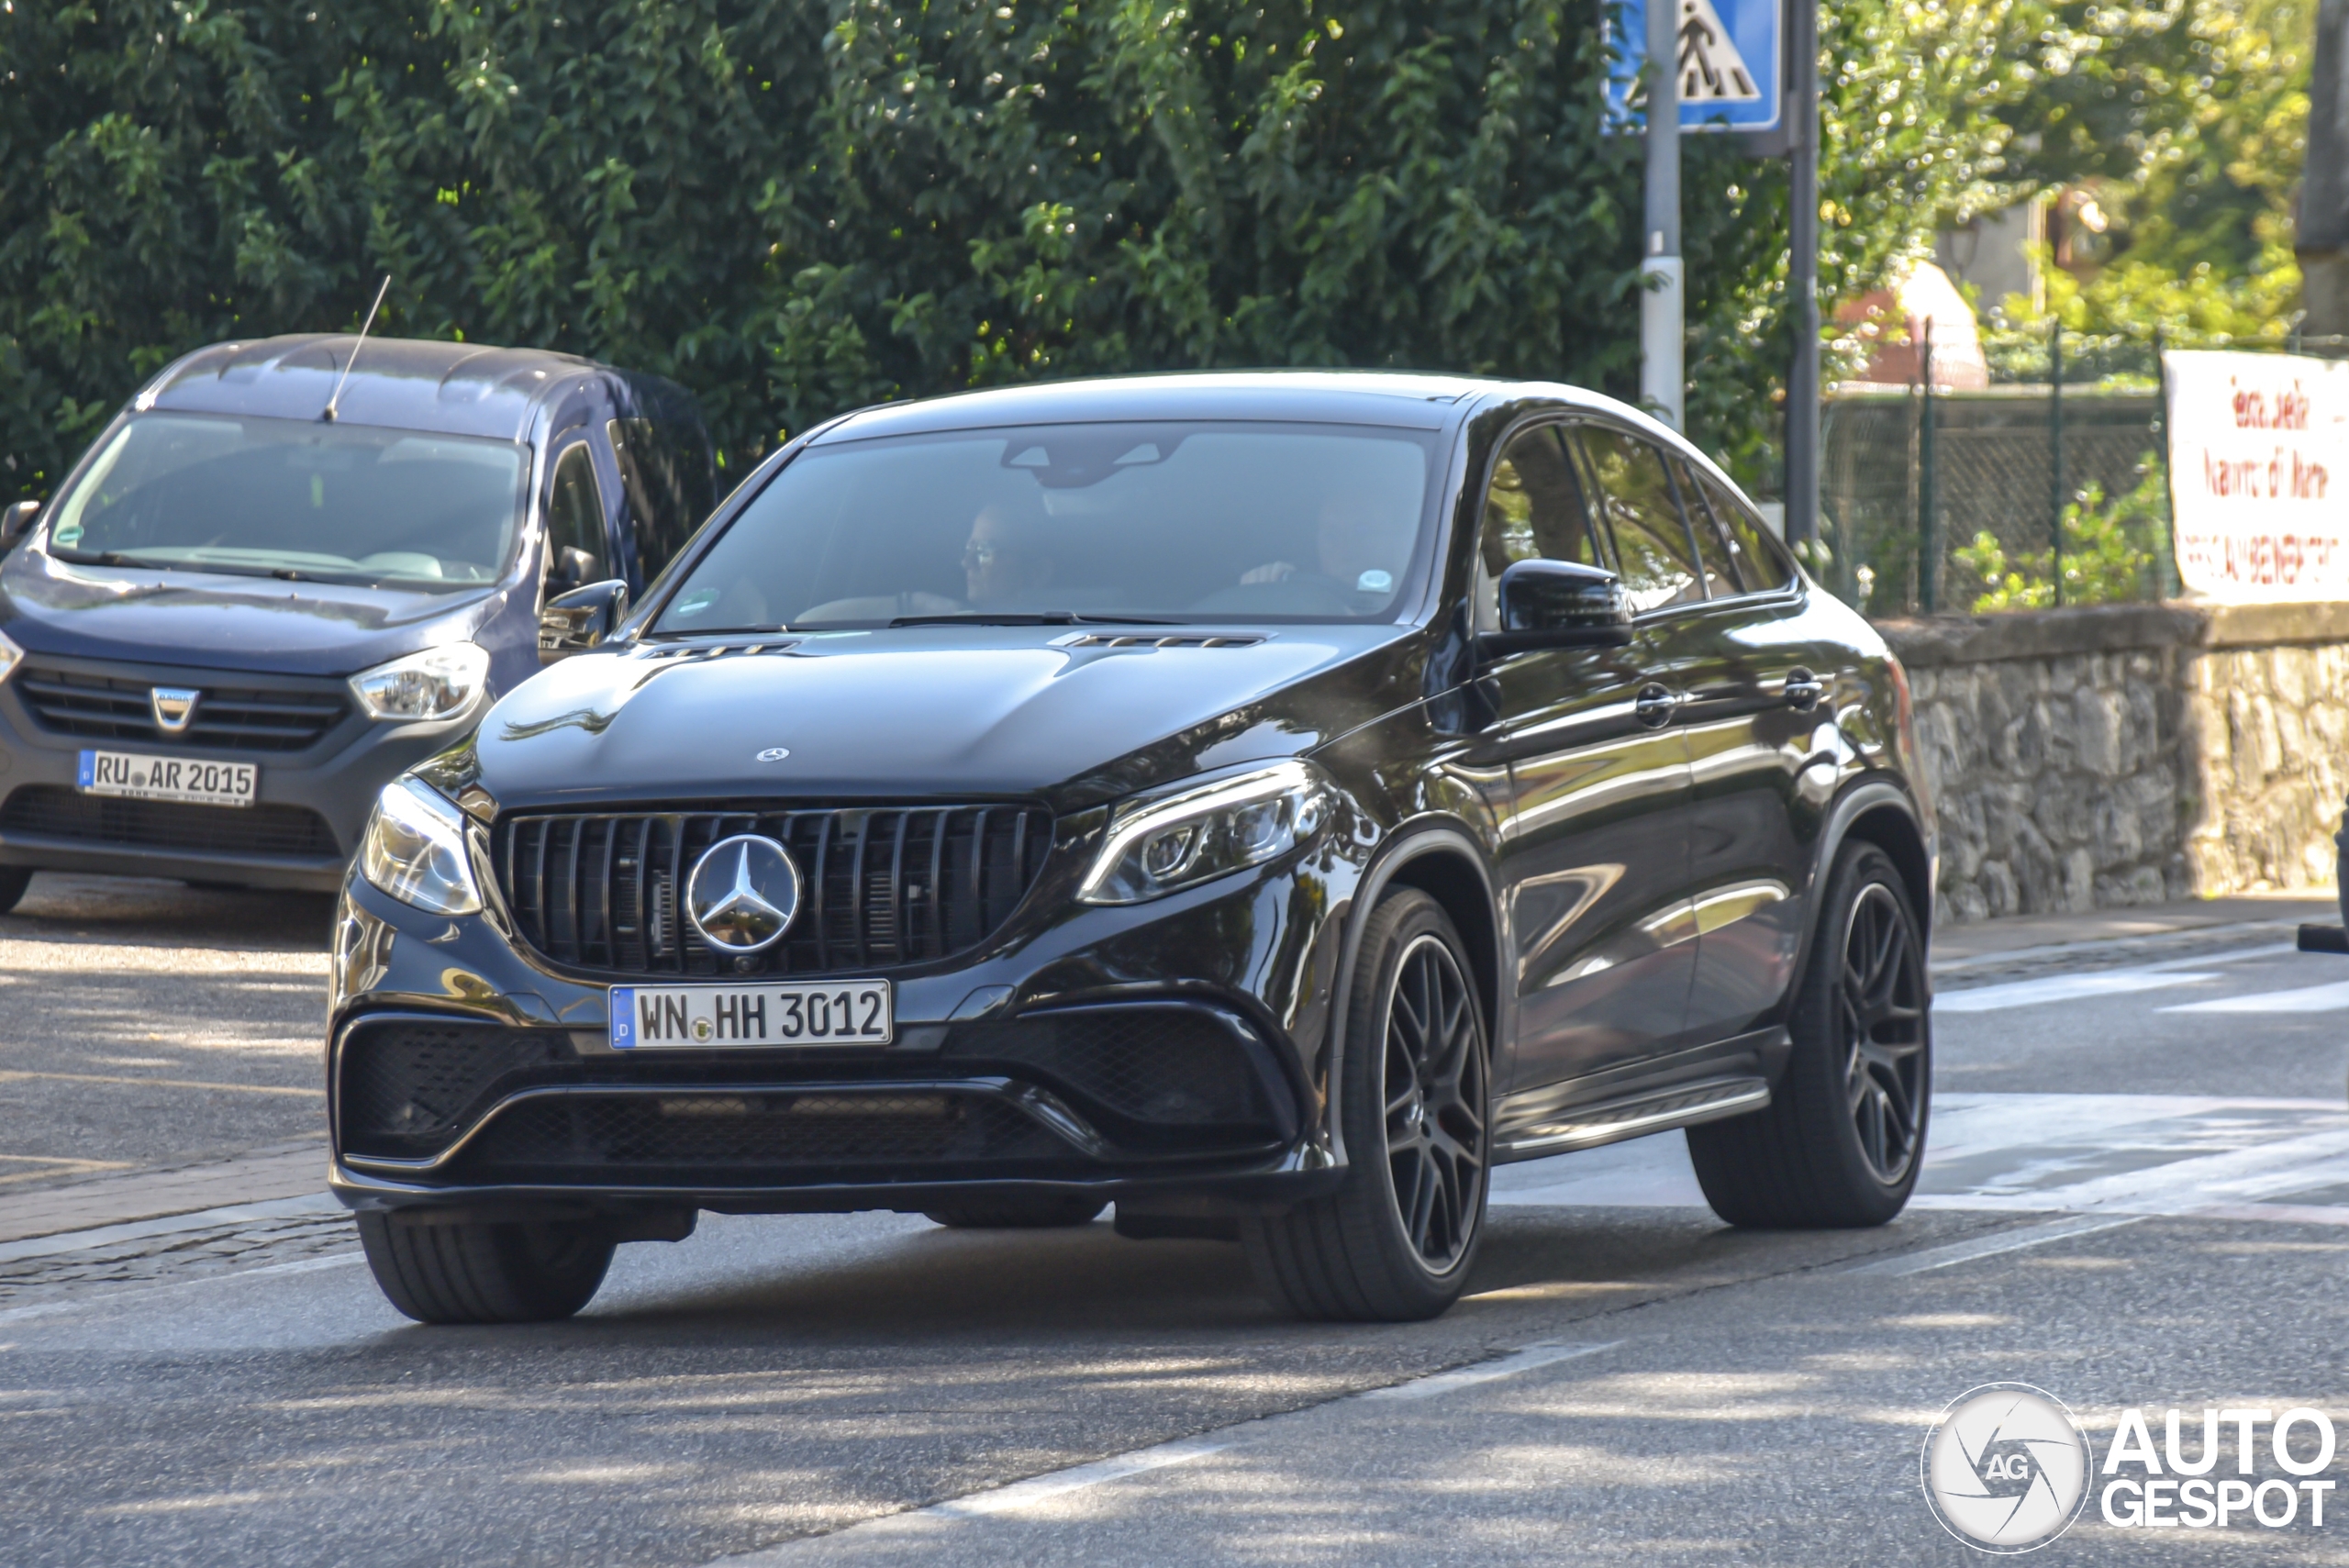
[1605,0,1784,134]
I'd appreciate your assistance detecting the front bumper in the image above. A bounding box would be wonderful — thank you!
[325,828,1359,1218]
[0,651,479,890]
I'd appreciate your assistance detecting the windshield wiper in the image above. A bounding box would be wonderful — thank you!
[886,611,1179,628]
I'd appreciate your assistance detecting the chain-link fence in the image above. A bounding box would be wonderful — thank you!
[1811,328,2348,617]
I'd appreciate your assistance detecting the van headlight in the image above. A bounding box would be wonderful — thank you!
[1079,760,1331,905]
[350,642,491,721]
[359,777,483,915]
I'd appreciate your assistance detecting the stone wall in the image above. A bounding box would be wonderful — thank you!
[1876,602,2349,925]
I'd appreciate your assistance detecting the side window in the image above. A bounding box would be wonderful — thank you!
[609,417,716,580]
[1473,424,1605,634]
[543,443,610,589]
[1690,467,1795,592]
[1670,459,1742,598]
[1575,427,1705,613]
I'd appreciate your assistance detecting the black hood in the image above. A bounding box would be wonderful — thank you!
[0,548,500,675]
[465,625,1421,814]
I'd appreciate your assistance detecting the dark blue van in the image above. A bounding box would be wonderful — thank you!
[0,335,713,905]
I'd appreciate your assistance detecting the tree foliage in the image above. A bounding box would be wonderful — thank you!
[1986,0,2311,336]
[7,1,2274,513]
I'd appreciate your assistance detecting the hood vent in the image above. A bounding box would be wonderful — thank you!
[629,639,803,665]
[1052,632,1267,651]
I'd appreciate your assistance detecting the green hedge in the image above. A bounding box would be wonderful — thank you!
[3,0,1788,500]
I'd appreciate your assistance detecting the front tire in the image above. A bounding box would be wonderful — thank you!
[356,1213,615,1324]
[1243,887,1490,1321]
[1687,840,1930,1228]
[0,866,33,914]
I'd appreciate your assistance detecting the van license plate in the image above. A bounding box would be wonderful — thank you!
[610,981,894,1049]
[77,750,257,808]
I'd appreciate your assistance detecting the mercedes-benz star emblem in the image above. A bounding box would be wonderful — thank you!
[685,835,801,952]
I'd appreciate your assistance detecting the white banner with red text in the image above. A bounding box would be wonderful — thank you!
[2165,349,2349,602]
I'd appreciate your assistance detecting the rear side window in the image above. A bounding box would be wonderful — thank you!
[1575,427,1704,613]
[1689,468,1794,593]
[1670,459,1742,598]
[609,418,716,579]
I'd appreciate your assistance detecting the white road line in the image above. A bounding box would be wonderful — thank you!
[717,1340,1623,1561]
[1934,969,2221,1013]
[1932,942,2296,1014]
[1842,1214,2148,1276]
[2162,980,2349,1014]
[926,1438,1233,1518]
[1357,1340,1620,1401]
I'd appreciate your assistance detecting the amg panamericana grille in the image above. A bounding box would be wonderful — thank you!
[495,806,1052,977]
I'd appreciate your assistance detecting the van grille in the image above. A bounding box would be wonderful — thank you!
[16,664,348,752]
[0,785,340,858]
[495,806,1052,977]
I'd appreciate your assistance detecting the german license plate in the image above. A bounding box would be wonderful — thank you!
[609,980,894,1050]
[76,750,257,808]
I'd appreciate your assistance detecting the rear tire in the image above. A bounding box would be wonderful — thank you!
[1243,887,1490,1321]
[0,866,33,914]
[922,1198,1107,1229]
[1687,841,1930,1228]
[355,1213,615,1324]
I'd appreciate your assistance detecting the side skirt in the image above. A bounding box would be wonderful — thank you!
[1490,1026,1788,1162]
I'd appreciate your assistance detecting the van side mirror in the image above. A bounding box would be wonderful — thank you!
[1,500,40,552]
[540,579,629,663]
[1477,559,1633,659]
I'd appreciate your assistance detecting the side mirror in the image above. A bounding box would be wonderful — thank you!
[1,500,40,552]
[1478,559,1633,658]
[539,578,630,663]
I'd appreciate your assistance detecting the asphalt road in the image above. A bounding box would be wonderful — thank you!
[6,883,2349,1564]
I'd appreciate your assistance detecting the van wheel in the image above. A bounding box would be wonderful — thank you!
[1243,887,1489,1321]
[355,1212,615,1324]
[1687,841,1930,1228]
[0,867,32,914]
[922,1198,1106,1229]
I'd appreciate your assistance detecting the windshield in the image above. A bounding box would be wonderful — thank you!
[653,421,1441,631]
[47,413,526,589]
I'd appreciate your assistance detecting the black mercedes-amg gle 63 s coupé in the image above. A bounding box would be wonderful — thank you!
[328,372,1935,1325]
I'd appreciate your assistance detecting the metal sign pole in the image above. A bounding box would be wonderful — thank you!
[1783,0,1819,548]
[1642,0,1686,429]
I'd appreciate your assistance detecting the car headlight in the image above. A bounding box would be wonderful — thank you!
[0,628,21,683]
[1079,760,1331,905]
[359,776,483,916]
[350,642,492,721]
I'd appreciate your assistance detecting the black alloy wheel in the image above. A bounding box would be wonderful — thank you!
[1244,887,1491,1320]
[1840,880,1928,1184]
[1687,841,1932,1229]
[1382,932,1488,1273]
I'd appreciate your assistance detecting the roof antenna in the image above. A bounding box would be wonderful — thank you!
[322,274,392,423]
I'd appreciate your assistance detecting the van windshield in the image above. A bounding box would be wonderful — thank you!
[46,412,526,590]
[653,421,1440,631]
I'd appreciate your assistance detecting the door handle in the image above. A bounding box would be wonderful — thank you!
[1632,684,1680,728]
[1782,668,1825,712]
